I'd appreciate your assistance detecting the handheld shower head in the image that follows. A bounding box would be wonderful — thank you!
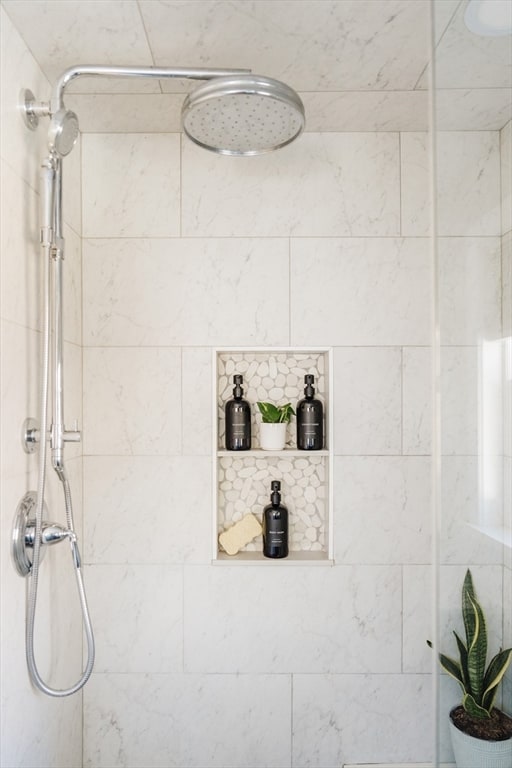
[48,109,79,157]
[181,74,305,156]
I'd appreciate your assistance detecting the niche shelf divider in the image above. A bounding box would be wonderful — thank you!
[213,347,333,564]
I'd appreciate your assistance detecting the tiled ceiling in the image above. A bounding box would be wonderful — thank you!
[2,0,511,131]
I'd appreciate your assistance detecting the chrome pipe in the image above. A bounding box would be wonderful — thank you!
[51,158,65,473]
[51,64,251,112]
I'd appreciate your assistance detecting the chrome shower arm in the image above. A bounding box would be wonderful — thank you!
[50,64,251,113]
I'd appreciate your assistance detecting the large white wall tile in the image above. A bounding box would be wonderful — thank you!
[401,132,430,236]
[182,133,400,237]
[402,564,432,674]
[403,131,502,236]
[502,119,512,235]
[440,347,479,456]
[85,564,182,673]
[140,0,429,92]
[303,90,428,132]
[403,346,431,455]
[333,347,402,455]
[67,93,184,133]
[437,131,501,236]
[83,347,181,455]
[0,320,41,479]
[2,1,157,95]
[292,673,432,767]
[0,7,50,190]
[435,89,512,131]
[291,238,430,346]
[431,1,512,90]
[83,238,289,346]
[182,347,212,455]
[184,565,402,674]
[84,456,211,564]
[334,457,431,564]
[82,134,180,237]
[84,672,291,768]
[440,457,505,566]
[0,159,41,330]
[439,237,502,345]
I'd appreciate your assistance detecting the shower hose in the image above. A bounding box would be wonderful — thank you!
[26,164,95,696]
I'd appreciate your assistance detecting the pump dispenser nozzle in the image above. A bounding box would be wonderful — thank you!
[304,374,315,397]
[271,480,281,506]
[233,375,243,397]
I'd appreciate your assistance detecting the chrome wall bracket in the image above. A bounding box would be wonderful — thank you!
[20,89,51,131]
[22,417,40,454]
[12,491,72,577]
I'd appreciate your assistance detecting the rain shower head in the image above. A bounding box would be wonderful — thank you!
[181,74,305,156]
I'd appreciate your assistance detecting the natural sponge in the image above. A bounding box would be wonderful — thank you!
[219,513,262,556]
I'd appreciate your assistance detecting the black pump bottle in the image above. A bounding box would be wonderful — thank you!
[262,481,288,559]
[225,375,251,450]
[296,374,324,450]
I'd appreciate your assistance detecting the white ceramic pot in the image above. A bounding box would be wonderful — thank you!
[259,422,287,451]
[449,713,512,768]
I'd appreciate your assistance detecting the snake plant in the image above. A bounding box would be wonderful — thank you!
[428,569,512,719]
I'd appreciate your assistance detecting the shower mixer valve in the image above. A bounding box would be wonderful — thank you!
[11,491,76,577]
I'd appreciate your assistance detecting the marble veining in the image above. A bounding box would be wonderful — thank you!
[83,238,289,347]
[83,347,181,456]
[290,237,430,346]
[182,133,400,237]
[84,673,291,768]
[334,456,431,564]
[82,134,181,238]
[183,565,402,674]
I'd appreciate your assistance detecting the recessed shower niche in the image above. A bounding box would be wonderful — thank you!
[213,348,333,562]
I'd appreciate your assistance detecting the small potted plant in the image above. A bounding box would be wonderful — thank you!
[256,402,295,451]
[428,569,512,767]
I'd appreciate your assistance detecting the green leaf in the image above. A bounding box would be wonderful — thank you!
[462,692,491,719]
[462,569,477,652]
[257,401,295,423]
[466,592,487,703]
[453,631,470,691]
[437,652,467,693]
[278,403,295,423]
[481,648,512,712]
[257,402,281,423]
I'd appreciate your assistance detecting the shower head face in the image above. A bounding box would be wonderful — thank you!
[48,109,79,157]
[181,75,305,156]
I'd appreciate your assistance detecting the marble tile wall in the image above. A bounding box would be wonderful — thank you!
[0,7,83,767]
[78,115,504,767]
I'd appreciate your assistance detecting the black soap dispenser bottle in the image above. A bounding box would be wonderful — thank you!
[225,374,251,450]
[297,374,324,450]
[262,481,288,559]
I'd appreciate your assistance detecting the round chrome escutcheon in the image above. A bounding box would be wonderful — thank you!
[12,491,48,576]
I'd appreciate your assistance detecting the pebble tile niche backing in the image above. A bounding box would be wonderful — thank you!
[216,350,331,557]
